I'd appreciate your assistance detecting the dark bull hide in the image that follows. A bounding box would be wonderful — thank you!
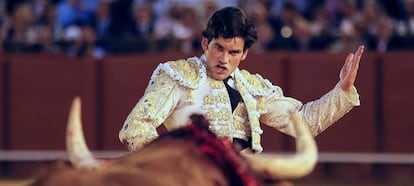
[30,97,317,186]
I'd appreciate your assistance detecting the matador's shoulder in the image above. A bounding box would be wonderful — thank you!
[150,56,207,89]
[238,69,275,96]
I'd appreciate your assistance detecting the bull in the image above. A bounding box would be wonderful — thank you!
[29,97,317,186]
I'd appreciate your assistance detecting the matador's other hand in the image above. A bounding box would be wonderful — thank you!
[339,45,365,93]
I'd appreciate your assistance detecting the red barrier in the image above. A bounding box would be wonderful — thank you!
[287,52,377,152]
[0,57,4,149]
[2,51,414,181]
[286,51,379,181]
[382,52,414,153]
[1,51,413,154]
[7,55,98,150]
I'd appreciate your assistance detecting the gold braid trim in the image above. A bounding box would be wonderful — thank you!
[150,57,206,103]
[238,69,276,114]
[238,70,275,96]
[151,57,206,90]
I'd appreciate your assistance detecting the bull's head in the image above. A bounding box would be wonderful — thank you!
[64,97,317,184]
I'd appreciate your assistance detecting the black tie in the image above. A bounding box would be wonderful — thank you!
[223,77,242,112]
[223,77,251,150]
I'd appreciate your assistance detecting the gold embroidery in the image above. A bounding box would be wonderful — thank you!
[166,59,204,87]
[233,105,250,134]
[209,80,224,89]
[205,109,231,122]
[257,97,266,111]
[210,126,231,137]
[201,78,233,138]
[239,70,274,96]
[203,94,215,105]
[136,72,175,122]
[217,92,228,102]
[235,71,264,152]
[203,92,229,105]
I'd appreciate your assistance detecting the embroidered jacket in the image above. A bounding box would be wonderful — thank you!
[119,55,360,153]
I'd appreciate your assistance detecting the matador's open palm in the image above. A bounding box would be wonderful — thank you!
[339,45,365,93]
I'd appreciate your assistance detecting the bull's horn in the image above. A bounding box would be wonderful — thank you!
[66,96,101,169]
[244,110,317,180]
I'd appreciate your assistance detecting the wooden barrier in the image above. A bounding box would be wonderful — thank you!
[6,55,98,150]
[286,52,380,180]
[382,52,414,153]
[1,51,414,181]
[286,52,378,152]
[0,51,413,153]
[0,57,5,150]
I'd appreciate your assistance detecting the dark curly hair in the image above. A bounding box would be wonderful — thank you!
[202,7,258,50]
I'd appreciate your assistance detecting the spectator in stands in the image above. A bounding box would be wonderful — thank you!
[291,17,314,50]
[364,14,398,52]
[55,0,94,33]
[152,5,176,52]
[123,3,155,39]
[170,6,202,53]
[33,23,62,54]
[37,3,59,38]
[152,5,201,53]
[398,0,414,49]
[118,2,156,54]
[405,0,414,35]
[267,2,304,50]
[35,3,65,53]
[248,2,275,53]
[200,1,220,25]
[269,0,308,18]
[0,1,9,53]
[360,0,383,37]
[89,0,122,55]
[92,0,119,40]
[329,19,366,53]
[31,0,49,24]
[307,6,337,50]
[3,2,38,52]
[1,0,413,55]
[65,24,102,58]
[360,1,399,52]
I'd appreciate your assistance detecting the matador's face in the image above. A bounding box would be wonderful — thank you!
[202,36,248,80]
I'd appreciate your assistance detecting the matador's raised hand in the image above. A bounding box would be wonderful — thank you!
[339,45,365,93]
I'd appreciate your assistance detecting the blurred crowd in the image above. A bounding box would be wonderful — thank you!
[1,0,414,58]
